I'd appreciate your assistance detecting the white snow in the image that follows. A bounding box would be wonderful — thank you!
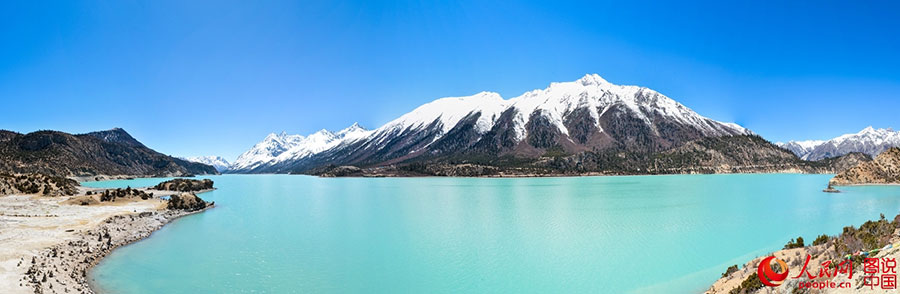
[369,91,509,143]
[779,126,900,160]
[504,74,749,140]
[230,123,371,171]
[362,74,748,145]
[181,156,232,172]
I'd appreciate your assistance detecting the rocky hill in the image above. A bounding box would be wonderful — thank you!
[813,152,872,174]
[829,147,900,185]
[0,128,217,177]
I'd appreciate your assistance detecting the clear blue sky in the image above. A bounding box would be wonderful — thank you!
[2,1,899,160]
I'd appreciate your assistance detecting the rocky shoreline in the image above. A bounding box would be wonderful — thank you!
[20,207,211,294]
[0,177,216,294]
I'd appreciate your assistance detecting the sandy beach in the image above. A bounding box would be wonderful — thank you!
[0,186,211,294]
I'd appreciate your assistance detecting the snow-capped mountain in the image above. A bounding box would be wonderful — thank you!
[777,127,900,161]
[230,123,370,173]
[359,74,749,151]
[776,140,825,159]
[231,132,304,172]
[233,74,754,174]
[182,156,232,172]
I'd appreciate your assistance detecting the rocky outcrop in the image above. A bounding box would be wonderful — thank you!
[814,152,872,174]
[167,193,211,211]
[0,128,217,177]
[0,173,78,196]
[153,178,214,192]
[829,147,900,186]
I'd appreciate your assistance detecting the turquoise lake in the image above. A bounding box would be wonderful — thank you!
[84,174,900,293]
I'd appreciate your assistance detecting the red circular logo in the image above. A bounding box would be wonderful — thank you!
[757,256,789,287]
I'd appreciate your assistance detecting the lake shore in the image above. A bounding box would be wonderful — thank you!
[0,186,212,294]
[309,165,820,178]
[707,213,900,294]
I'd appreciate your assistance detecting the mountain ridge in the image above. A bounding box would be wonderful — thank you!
[0,128,218,177]
[229,123,369,173]
[182,156,231,172]
[777,126,900,161]
[228,74,856,176]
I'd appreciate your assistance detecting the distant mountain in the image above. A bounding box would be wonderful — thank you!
[830,147,900,186]
[182,156,232,172]
[777,127,900,161]
[776,140,824,159]
[232,74,850,176]
[229,123,369,173]
[0,128,217,177]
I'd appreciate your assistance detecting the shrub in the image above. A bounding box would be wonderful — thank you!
[784,236,805,249]
[722,264,739,278]
[812,234,829,246]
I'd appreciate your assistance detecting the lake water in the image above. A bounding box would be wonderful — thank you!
[86,174,900,293]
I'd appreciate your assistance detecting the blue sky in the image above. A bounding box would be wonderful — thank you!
[2,1,899,160]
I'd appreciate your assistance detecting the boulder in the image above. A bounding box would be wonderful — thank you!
[166,193,211,211]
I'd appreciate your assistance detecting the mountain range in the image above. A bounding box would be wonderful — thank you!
[209,74,860,176]
[228,123,369,173]
[777,127,900,161]
[6,75,882,178]
[182,156,232,172]
[0,128,217,177]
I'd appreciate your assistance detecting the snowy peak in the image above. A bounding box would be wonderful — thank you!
[778,127,900,161]
[776,140,825,157]
[230,123,370,172]
[576,73,610,85]
[231,132,304,171]
[369,74,747,146]
[506,74,749,140]
[182,156,232,172]
[377,91,507,137]
[335,122,369,140]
